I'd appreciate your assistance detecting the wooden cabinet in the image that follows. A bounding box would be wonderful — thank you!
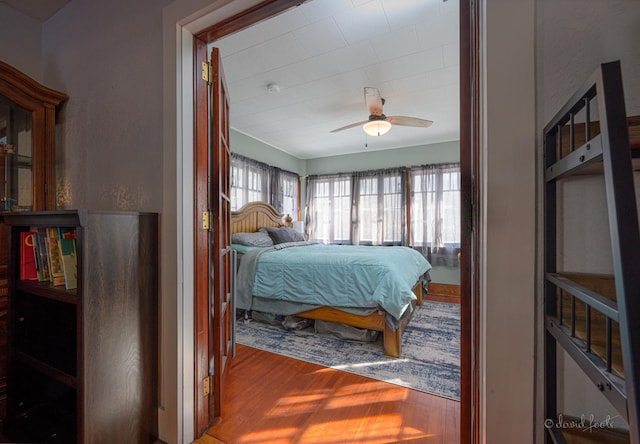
[1,210,158,444]
[0,61,67,419]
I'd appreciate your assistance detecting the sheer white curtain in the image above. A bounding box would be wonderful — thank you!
[230,154,270,210]
[410,163,460,266]
[306,174,352,244]
[230,153,299,218]
[306,168,406,245]
[272,168,299,219]
[351,168,406,245]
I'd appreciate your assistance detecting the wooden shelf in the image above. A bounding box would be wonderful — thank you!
[15,281,78,305]
[2,210,159,443]
[15,351,76,389]
[550,116,640,178]
[558,272,623,376]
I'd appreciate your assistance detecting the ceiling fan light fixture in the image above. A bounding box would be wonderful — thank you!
[363,120,391,137]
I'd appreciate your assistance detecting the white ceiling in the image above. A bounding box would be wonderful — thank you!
[213,0,460,159]
[3,0,459,160]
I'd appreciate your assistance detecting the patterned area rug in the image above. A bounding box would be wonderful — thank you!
[235,301,460,400]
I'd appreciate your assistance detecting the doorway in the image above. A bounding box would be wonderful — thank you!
[187,0,476,442]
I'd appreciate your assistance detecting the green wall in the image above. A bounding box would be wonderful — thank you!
[306,140,460,175]
[230,130,306,175]
[231,129,459,175]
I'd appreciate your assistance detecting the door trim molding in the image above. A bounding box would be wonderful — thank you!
[460,0,480,443]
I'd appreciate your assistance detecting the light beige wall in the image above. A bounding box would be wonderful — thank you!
[42,0,172,213]
[0,4,42,81]
[482,0,536,442]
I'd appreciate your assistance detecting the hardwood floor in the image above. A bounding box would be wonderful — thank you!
[205,344,460,444]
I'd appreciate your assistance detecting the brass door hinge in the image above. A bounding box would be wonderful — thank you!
[203,375,212,397]
[202,211,212,231]
[201,61,213,85]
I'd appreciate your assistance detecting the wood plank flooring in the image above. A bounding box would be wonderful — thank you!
[205,344,459,444]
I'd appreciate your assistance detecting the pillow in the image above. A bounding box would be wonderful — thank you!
[231,231,274,247]
[260,226,304,244]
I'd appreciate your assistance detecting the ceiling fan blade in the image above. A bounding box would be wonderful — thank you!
[386,116,433,128]
[330,120,370,133]
[364,87,384,116]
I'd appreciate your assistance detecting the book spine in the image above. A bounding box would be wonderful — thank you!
[57,227,78,290]
[20,232,38,281]
[46,227,66,287]
[36,231,51,282]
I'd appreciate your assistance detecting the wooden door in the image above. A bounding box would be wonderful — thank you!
[193,38,234,436]
[208,46,234,420]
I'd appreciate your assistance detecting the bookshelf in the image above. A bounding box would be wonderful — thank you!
[0,210,158,444]
[0,59,68,421]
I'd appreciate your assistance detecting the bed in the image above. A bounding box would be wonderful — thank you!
[231,201,431,358]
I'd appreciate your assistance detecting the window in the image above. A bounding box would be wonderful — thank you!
[275,169,299,219]
[230,153,299,218]
[306,164,459,256]
[307,168,406,245]
[411,163,460,266]
[230,155,269,210]
[307,174,351,244]
[352,169,406,245]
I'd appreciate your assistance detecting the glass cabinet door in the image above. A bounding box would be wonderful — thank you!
[1,96,33,212]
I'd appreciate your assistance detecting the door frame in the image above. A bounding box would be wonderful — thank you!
[189,1,479,442]
[191,0,323,437]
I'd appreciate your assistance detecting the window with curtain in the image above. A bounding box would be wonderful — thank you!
[306,168,406,245]
[410,163,460,267]
[352,168,406,245]
[306,174,351,244]
[230,153,299,218]
[231,154,270,210]
[272,169,299,219]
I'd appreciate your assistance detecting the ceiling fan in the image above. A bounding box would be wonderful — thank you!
[330,87,433,137]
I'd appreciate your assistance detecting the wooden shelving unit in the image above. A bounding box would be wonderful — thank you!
[543,61,640,444]
[1,210,158,444]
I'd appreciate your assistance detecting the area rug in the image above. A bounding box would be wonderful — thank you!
[235,301,460,400]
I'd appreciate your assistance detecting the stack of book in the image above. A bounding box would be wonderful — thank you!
[20,226,77,290]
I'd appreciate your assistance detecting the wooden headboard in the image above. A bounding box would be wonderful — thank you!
[231,201,292,234]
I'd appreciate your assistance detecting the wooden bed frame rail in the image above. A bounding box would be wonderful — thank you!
[296,282,423,358]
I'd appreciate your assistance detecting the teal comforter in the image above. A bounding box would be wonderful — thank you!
[236,242,431,321]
